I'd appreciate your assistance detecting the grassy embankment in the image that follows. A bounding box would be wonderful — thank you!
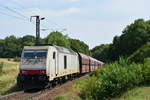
[112,86,150,100]
[0,58,20,96]
[55,77,88,100]
[55,58,150,100]
[55,85,150,100]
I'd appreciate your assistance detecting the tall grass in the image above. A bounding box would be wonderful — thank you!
[0,61,20,96]
[81,58,150,100]
[112,86,150,100]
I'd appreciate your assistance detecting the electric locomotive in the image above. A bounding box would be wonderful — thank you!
[17,45,79,89]
[17,45,104,89]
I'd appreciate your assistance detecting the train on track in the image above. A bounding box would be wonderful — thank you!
[17,45,104,89]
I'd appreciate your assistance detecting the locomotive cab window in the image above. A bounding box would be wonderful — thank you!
[53,52,56,59]
[64,56,67,69]
[23,50,47,59]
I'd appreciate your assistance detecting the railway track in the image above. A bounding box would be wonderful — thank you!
[0,74,88,100]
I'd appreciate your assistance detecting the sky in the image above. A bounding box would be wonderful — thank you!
[0,0,149,48]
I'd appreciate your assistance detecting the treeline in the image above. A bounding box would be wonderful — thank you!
[0,18,150,63]
[91,19,150,63]
[0,31,90,58]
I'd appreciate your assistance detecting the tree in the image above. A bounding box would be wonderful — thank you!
[3,35,22,58]
[0,39,5,57]
[128,42,150,63]
[44,31,70,48]
[21,35,35,46]
[69,39,90,55]
[91,44,110,62]
[109,19,150,60]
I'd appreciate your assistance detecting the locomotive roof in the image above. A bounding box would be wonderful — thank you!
[24,46,77,55]
[54,46,77,55]
[24,46,49,50]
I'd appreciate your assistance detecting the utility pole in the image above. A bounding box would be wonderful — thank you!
[30,15,45,45]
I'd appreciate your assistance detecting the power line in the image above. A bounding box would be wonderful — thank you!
[0,6,66,32]
[0,2,67,33]
[6,1,63,29]
[0,6,37,26]
[7,0,25,10]
[0,5,28,20]
[0,6,49,29]
[0,11,28,22]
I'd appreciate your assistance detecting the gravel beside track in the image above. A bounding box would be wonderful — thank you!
[0,75,88,100]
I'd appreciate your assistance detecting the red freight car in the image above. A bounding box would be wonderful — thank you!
[78,53,90,74]
[89,57,96,71]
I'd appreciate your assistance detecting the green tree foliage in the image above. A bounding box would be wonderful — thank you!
[0,39,5,57]
[0,35,35,58]
[91,44,110,62]
[91,19,150,61]
[69,39,90,55]
[2,35,22,58]
[44,31,70,48]
[0,31,90,58]
[1,18,150,60]
[109,19,150,60]
[21,35,35,46]
[128,42,150,63]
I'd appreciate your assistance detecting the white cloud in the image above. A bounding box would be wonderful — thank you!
[24,8,80,17]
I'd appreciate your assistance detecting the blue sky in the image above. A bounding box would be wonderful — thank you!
[0,0,149,48]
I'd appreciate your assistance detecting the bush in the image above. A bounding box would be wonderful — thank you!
[81,58,150,100]
[142,58,150,84]
[80,76,99,100]
[13,57,21,62]
[0,62,4,74]
[8,58,11,61]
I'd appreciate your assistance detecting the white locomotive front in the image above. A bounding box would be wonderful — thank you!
[17,45,80,89]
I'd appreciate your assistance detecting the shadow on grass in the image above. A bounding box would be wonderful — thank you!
[1,84,23,96]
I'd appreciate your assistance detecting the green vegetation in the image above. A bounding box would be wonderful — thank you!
[128,42,150,63]
[0,62,4,75]
[69,38,90,55]
[91,19,150,62]
[57,58,150,100]
[112,86,150,100]
[44,31,71,49]
[55,96,68,100]
[13,57,21,62]
[80,58,150,100]
[1,19,150,62]
[0,18,150,100]
[91,44,110,62]
[0,31,90,58]
[54,77,89,100]
[0,59,20,96]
